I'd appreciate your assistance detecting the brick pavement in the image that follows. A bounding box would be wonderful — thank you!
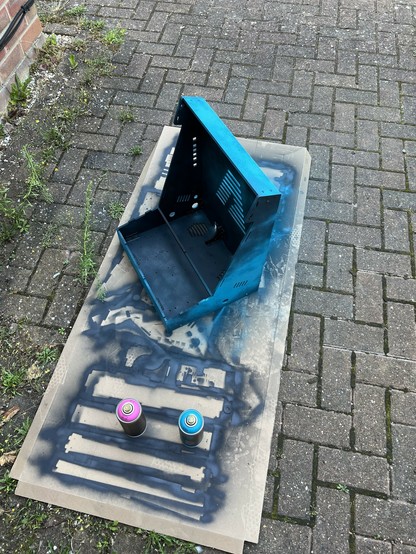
[2,0,416,552]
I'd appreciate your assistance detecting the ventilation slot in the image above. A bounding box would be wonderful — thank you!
[192,137,197,167]
[188,223,208,237]
[233,280,248,289]
[217,270,226,281]
[216,169,246,234]
[177,194,191,203]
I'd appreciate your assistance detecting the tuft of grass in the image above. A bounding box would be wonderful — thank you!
[68,53,78,70]
[80,17,105,34]
[64,4,86,18]
[129,145,143,156]
[336,483,350,494]
[36,346,59,364]
[1,366,27,395]
[8,74,31,113]
[102,26,126,47]
[0,186,29,241]
[143,530,196,554]
[32,34,63,72]
[22,146,53,203]
[107,200,124,220]
[0,471,16,494]
[79,180,96,285]
[118,109,134,123]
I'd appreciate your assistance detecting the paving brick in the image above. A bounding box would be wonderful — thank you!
[380,80,400,108]
[324,319,384,354]
[356,168,405,190]
[354,383,387,456]
[356,352,416,392]
[84,151,131,173]
[358,65,378,91]
[27,249,70,297]
[312,487,350,554]
[295,288,353,319]
[337,50,357,76]
[287,313,321,373]
[326,244,353,293]
[329,224,381,248]
[305,199,353,223]
[284,404,351,447]
[295,263,324,287]
[334,103,355,133]
[244,519,311,554]
[384,209,410,252]
[310,129,354,149]
[356,536,392,553]
[308,180,329,200]
[355,272,384,325]
[43,275,85,327]
[332,148,379,169]
[356,248,412,277]
[330,164,354,203]
[386,276,416,302]
[387,302,416,359]
[381,137,405,172]
[279,370,318,407]
[308,145,330,181]
[355,496,416,545]
[53,148,87,185]
[1,294,47,324]
[391,390,416,426]
[311,85,334,115]
[356,187,381,226]
[383,190,416,212]
[262,109,285,140]
[289,113,332,131]
[277,439,314,519]
[298,219,327,264]
[336,88,378,106]
[321,347,352,412]
[318,447,389,493]
[356,119,379,151]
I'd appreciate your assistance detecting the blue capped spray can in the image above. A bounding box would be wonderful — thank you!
[178,409,204,447]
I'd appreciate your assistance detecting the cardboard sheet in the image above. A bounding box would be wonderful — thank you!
[11,127,311,554]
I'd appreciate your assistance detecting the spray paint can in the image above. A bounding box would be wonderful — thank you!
[178,409,204,447]
[116,398,146,437]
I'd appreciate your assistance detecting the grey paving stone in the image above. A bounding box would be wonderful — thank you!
[356,248,412,277]
[392,424,416,503]
[43,275,85,327]
[326,244,353,293]
[355,495,416,545]
[356,187,381,226]
[321,347,352,413]
[305,198,354,223]
[311,85,334,115]
[383,190,416,211]
[381,137,405,172]
[244,519,311,554]
[279,370,318,407]
[393,545,416,554]
[262,109,285,140]
[354,383,387,456]
[334,102,355,133]
[295,288,353,319]
[312,487,350,554]
[284,404,351,447]
[318,447,389,493]
[329,224,381,249]
[262,474,275,513]
[298,219,327,264]
[356,119,380,152]
[356,168,405,190]
[332,148,379,169]
[27,249,71,297]
[330,164,354,203]
[324,319,384,355]
[84,151,131,173]
[387,302,416,359]
[287,313,321,373]
[1,294,47,324]
[277,439,314,519]
[386,277,416,303]
[53,148,87,185]
[356,536,392,553]
[355,272,384,325]
[295,262,324,288]
[391,390,416,426]
[356,352,416,392]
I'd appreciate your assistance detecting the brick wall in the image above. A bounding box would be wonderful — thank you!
[0,0,44,114]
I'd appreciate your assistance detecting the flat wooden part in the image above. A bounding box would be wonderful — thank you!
[11,127,311,554]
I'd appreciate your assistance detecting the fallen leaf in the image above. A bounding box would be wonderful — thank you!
[0,405,20,428]
[27,362,42,380]
[0,450,18,466]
